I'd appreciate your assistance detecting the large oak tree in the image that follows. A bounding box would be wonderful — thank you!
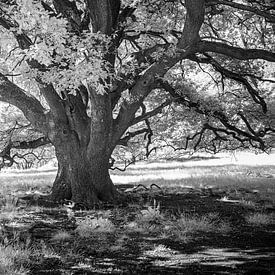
[0,0,274,208]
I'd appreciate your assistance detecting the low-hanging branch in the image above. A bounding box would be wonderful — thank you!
[191,53,268,113]
[158,80,272,150]
[146,127,208,157]
[12,137,51,150]
[202,123,265,152]
[0,136,50,156]
[109,157,136,171]
[0,136,51,169]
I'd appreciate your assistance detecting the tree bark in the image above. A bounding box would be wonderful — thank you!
[49,91,117,208]
[50,131,117,208]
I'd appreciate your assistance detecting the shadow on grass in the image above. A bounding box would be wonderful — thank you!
[2,190,271,275]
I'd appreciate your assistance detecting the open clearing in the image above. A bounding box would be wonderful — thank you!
[0,151,275,274]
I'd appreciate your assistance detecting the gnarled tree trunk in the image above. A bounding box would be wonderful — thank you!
[50,131,117,208]
[49,91,118,208]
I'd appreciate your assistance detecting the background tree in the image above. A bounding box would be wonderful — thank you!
[0,0,274,208]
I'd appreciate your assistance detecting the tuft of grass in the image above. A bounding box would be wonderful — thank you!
[0,194,23,222]
[1,194,19,211]
[134,200,165,231]
[144,244,176,258]
[75,216,115,237]
[165,213,231,242]
[0,244,31,275]
[245,212,275,226]
[51,230,71,242]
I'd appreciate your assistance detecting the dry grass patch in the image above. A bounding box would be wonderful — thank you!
[245,213,275,226]
[164,213,231,242]
[0,243,31,275]
[75,216,115,237]
[51,230,72,242]
[135,200,164,229]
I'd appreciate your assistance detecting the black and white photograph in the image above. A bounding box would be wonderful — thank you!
[0,0,274,274]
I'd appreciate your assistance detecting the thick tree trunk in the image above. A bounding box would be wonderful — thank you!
[50,131,117,208]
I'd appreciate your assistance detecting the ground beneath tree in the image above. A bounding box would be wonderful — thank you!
[1,183,275,275]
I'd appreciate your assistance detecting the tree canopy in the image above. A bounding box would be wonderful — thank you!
[0,0,274,206]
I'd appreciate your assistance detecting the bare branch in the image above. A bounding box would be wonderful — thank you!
[0,135,51,170]
[109,157,136,172]
[146,127,208,157]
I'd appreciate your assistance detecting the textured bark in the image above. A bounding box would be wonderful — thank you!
[49,90,116,208]
[86,0,120,34]
[50,130,116,208]
[0,73,47,131]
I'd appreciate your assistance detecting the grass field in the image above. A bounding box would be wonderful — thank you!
[0,151,274,274]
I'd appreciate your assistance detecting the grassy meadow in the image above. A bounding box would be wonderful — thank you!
[0,151,274,274]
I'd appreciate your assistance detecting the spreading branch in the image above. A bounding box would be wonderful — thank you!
[112,0,205,147]
[207,0,275,23]
[190,54,268,113]
[198,41,275,62]
[158,80,272,150]
[0,73,47,131]
[0,136,51,169]
[0,4,69,121]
